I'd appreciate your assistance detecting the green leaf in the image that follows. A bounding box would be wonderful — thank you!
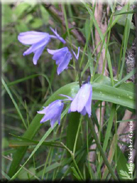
[30,18,43,29]
[37,162,61,177]
[10,122,58,180]
[116,145,130,179]
[9,138,62,148]
[114,9,135,29]
[67,112,81,152]
[71,167,82,180]
[2,5,13,26]
[84,19,91,41]
[17,167,38,180]
[2,33,16,50]
[40,5,49,23]
[66,112,84,177]
[2,171,11,180]
[2,78,27,129]
[13,3,31,19]
[92,83,134,109]
[16,21,29,32]
[114,10,136,16]
[97,105,116,177]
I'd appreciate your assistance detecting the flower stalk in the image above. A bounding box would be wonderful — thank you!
[65,42,82,87]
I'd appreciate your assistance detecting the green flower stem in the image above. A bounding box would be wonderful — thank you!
[66,42,82,87]
[75,58,82,87]
[62,4,81,86]
[88,118,118,180]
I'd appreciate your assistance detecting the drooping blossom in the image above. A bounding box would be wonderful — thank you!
[69,82,92,117]
[18,28,66,65]
[47,47,72,75]
[18,31,51,65]
[37,100,64,128]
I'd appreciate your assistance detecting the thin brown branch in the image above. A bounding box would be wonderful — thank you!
[89,3,109,172]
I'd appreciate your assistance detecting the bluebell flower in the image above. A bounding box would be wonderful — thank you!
[37,100,64,128]
[18,28,66,65]
[18,31,51,65]
[69,82,92,117]
[47,47,72,75]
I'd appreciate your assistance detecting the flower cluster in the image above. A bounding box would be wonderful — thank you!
[37,82,92,128]
[18,28,70,73]
[18,28,93,128]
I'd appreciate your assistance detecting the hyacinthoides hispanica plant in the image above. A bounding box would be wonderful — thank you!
[3,2,136,181]
[18,28,93,132]
[8,27,116,180]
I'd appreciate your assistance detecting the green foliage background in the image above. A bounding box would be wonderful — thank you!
[2,2,136,180]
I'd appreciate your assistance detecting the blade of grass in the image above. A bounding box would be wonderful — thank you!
[10,122,58,180]
[82,2,114,86]
[96,104,116,177]
[2,78,27,129]
[102,134,118,179]
[8,106,68,177]
[2,171,10,180]
[115,68,136,87]
[6,73,52,93]
[87,117,117,180]
[62,4,71,45]
[119,4,132,80]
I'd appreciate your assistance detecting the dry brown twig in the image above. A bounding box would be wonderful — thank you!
[44,4,86,44]
[89,3,109,170]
